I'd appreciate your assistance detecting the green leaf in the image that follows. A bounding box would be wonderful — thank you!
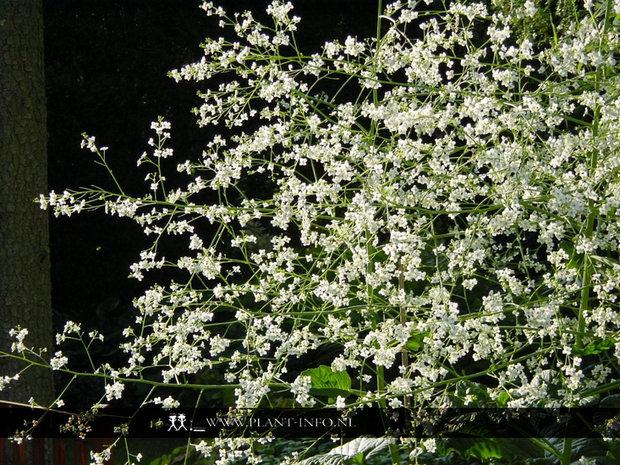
[572,337,614,356]
[544,437,620,465]
[294,438,393,465]
[148,456,168,465]
[497,391,511,408]
[560,241,583,270]
[591,254,620,268]
[599,395,620,408]
[439,438,545,462]
[406,332,427,352]
[301,365,351,397]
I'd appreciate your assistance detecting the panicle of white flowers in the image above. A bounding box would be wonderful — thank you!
[102,0,620,413]
[23,0,620,461]
[38,189,86,217]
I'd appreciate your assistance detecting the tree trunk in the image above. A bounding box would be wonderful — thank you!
[0,0,54,405]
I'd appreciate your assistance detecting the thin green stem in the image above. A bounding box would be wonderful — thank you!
[560,437,573,465]
[0,351,288,392]
[575,80,601,350]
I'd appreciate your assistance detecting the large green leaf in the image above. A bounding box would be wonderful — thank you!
[438,438,546,463]
[544,438,620,465]
[301,365,351,397]
[294,437,393,465]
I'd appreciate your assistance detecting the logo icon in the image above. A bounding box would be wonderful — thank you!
[168,413,187,432]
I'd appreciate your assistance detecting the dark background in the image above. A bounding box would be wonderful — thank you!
[43,0,377,405]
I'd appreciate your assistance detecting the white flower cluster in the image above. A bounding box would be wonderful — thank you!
[89,448,112,465]
[290,375,315,407]
[151,395,180,409]
[104,380,125,401]
[50,351,68,370]
[0,374,20,392]
[9,327,29,353]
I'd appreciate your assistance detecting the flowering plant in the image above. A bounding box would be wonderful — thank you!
[3,0,620,463]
